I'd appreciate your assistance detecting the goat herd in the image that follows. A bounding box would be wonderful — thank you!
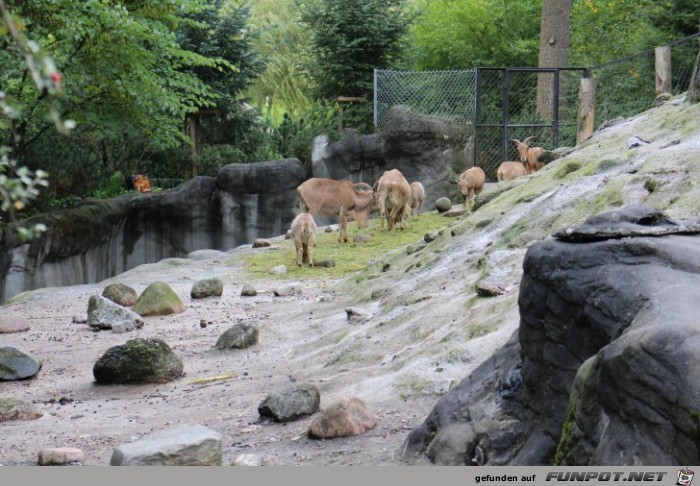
[289,136,546,268]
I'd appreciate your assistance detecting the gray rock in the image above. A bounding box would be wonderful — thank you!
[110,321,135,334]
[232,454,263,466]
[252,239,271,248]
[38,447,85,465]
[553,204,700,242]
[0,346,42,380]
[132,281,186,316]
[191,278,224,299]
[426,422,476,466]
[102,283,138,307]
[406,242,426,255]
[110,424,222,466]
[308,397,376,439]
[405,206,700,466]
[240,284,257,296]
[314,259,336,268]
[475,280,505,297]
[0,316,30,334]
[0,397,43,422]
[215,322,259,350]
[435,197,452,213]
[424,231,440,243]
[87,295,144,331]
[345,307,370,324]
[93,338,183,384]
[258,384,321,422]
[273,285,301,297]
[269,265,287,275]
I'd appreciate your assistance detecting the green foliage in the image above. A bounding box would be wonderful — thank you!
[92,171,130,199]
[276,101,338,168]
[247,0,315,120]
[1,0,224,164]
[297,0,411,102]
[571,0,699,66]
[403,0,540,70]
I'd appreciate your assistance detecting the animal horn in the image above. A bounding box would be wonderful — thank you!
[523,136,534,145]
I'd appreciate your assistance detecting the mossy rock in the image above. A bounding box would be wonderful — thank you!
[191,278,224,299]
[93,338,184,384]
[102,283,139,307]
[0,397,43,422]
[132,281,186,316]
[215,322,259,350]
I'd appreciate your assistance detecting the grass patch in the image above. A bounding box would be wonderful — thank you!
[240,211,452,280]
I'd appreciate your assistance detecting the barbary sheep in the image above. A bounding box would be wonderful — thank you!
[409,181,425,216]
[290,212,317,267]
[456,167,485,210]
[297,178,375,243]
[373,169,411,231]
[512,137,545,174]
[496,161,529,181]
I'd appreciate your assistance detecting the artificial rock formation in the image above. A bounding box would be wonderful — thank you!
[403,205,700,466]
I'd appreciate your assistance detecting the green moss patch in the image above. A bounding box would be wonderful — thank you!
[240,211,453,280]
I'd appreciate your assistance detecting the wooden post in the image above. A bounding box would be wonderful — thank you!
[655,46,672,95]
[337,96,364,134]
[576,76,596,145]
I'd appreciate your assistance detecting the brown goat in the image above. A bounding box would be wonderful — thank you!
[290,212,317,267]
[409,181,425,216]
[373,169,411,231]
[456,167,485,210]
[497,161,529,181]
[512,137,545,174]
[297,178,375,243]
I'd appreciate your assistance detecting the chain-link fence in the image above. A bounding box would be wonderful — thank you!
[374,69,476,135]
[374,33,699,181]
[591,32,700,122]
[474,67,587,180]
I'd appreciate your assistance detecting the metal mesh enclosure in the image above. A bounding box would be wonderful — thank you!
[475,68,587,180]
[592,33,700,121]
[374,69,477,135]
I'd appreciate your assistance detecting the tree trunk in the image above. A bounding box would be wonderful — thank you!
[536,0,572,120]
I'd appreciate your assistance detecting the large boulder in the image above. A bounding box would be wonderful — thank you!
[258,384,321,422]
[0,346,42,380]
[87,295,144,331]
[0,397,43,422]
[110,424,222,466]
[102,283,139,307]
[190,278,223,299]
[308,397,377,439]
[93,338,184,384]
[132,281,186,316]
[215,322,259,350]
[404,206,700,466]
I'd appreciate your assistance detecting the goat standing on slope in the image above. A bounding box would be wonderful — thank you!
[496,161,528,181]
[290,212,317,267]
[512,137,545,174]
[374,169,411,231]
[456,167,485,211]
[409,181,425,217]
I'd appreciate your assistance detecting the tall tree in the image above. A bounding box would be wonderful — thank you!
[246,0,315,121]
[403,0,540,70]
[297,0,410,101]
[0,0,226,168]
[536,0,571,120]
